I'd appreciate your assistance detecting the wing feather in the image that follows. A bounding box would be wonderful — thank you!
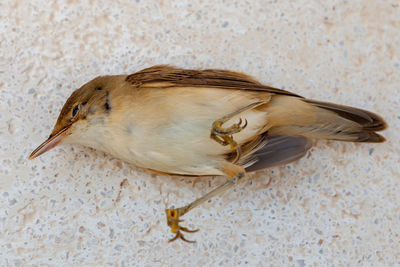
[242,135,312,172]
[126,65,301,97]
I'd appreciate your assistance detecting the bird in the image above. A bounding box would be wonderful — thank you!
[29,65,387,243]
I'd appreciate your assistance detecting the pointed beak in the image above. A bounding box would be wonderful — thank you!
[29,125,71,160]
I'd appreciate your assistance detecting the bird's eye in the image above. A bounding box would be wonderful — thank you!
[72,104,80,117]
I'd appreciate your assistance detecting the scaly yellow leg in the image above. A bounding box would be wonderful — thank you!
[210,100,269,162]
[166,164,246,243]
[166,99,271,243]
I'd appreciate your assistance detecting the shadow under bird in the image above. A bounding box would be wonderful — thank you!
[29,65,387,242]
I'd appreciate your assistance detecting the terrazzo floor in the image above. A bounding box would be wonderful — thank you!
[1,0,399,265]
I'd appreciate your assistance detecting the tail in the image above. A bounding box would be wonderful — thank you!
[265,96,387,143]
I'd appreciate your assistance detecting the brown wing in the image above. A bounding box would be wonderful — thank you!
[242,135,312,172]
[125,65,302,97]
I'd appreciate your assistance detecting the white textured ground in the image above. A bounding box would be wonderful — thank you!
[1,0,399,266]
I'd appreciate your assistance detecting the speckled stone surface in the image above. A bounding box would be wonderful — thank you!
[1,0,399,265]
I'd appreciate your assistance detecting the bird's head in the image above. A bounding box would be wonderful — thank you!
[29,75,125,159]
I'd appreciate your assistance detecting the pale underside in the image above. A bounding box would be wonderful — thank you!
[68,86,272,176]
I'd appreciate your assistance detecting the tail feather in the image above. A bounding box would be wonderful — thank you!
[303,99,387,132]
[351,132,386,142]
[266,96,387,143]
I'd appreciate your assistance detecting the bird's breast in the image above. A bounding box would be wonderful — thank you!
[85,87,270,175]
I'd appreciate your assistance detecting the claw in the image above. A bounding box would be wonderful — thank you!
[181,227,200,233]
[210,133,229,146]
[168,232,181,242]
[212,117,248,136]
[168,231,198,243]
[210,117,245,162]
[166,208,199,243]
[242,118,248,129]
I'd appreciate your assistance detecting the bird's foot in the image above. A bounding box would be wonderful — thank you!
[166,208,199,243]
[212,117,247,136]
[210,117,247,150]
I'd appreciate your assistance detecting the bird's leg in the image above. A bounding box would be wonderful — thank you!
[166,164,245,243]
[210,99,269,162]
[166,98,270,242]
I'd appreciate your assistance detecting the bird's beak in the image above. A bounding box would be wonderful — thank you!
[29,125,71,160]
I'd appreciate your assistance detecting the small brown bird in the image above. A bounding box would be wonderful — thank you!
[30,65,387,243]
